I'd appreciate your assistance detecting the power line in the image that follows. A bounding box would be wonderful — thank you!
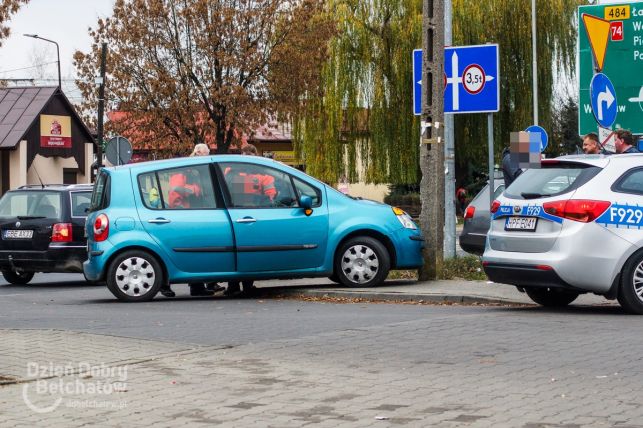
[0,61,59,75]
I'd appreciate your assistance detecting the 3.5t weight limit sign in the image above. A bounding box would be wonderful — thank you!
[462,64,485,94]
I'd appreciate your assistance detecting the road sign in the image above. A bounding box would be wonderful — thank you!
[590,73,618,128]
[525,125,549,152]
[413,49,422,116]
[598,126,617,153]
[578,2,643,135]
[105,136,132,166]
[444,44,499,114]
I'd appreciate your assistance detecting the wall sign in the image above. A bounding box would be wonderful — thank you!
[40,114,72,148]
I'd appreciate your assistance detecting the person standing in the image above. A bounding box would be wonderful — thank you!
[614,129,640,154]
[501,147,522,187]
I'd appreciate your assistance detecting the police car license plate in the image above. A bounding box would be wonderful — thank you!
[505,217,537,231]
[3,229,33,239]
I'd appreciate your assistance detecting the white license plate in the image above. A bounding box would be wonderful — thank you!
[3,229,34,239]
[504,217,537,231]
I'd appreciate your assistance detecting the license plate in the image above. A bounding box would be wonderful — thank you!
[3,229,33,239]
[504,217,537,231]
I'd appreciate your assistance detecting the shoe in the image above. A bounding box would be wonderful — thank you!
[190,283,214,297]
[160,287,176,298]
[242,281,257,296]
[224,281,241,297]
[206,282,225,293]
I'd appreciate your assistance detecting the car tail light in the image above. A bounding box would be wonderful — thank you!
[93,214,109,242]
[464,206,476,219]
[52,223,72,242]
[490,200,500,214]
[543,199,610,223]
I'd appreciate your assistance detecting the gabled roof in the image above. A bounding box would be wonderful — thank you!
[0,86,93,149]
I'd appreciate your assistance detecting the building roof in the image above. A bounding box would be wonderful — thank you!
[0,86,93,149]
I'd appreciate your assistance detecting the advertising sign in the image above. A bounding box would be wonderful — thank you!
[40,114,72,148]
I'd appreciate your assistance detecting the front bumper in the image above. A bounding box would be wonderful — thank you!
[392,228,424,269]
[0,246,87,273]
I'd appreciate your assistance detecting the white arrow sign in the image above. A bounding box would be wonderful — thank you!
[596,86,615,121]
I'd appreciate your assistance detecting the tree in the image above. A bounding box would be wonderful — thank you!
[551,95,581,155]
[74,0,334,154]
[0,0,27,46]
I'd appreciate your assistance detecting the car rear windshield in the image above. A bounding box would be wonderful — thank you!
[0,191,62,219]
[505,162,602,200]
[90,171,111,212]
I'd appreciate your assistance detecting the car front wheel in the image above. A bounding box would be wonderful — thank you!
[2,270,35,285]
[524,287,579,307]
[617,251,643,315]
[106,250,163,302]
[334,236,390,287]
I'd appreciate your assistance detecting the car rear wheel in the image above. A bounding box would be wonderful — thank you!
[334,236,390,287]
[617,251,643,315]
[106,250,163,302]
[2,270,35,285]
[524,287,579,307]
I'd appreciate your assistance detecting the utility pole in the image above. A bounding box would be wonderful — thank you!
[443,0,456,259]
[96,42,107,169]
[531,0,538,125]
[419,0,445,280]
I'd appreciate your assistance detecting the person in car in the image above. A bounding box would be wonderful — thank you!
[614,129,640,154]
[582,133,602,155]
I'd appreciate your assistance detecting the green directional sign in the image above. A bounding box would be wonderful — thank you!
[578,2,643,136]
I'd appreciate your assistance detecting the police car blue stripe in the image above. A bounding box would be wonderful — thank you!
[596,203,643,229]
[492,204,563,224]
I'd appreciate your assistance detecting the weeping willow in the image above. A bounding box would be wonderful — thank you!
[293,0,422,185]
[295,0,582,185]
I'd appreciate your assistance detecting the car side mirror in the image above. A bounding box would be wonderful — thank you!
[299,195,313,209]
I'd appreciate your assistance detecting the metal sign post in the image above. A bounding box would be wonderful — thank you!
[488,114,494,212]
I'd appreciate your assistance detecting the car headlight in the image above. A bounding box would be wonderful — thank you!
[392,207,417,229]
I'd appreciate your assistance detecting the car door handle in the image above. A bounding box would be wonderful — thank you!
[148,218,171,224]
[235,217,257,224]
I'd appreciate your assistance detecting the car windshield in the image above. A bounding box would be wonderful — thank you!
[0,191,62,219]
[505,162,602,199]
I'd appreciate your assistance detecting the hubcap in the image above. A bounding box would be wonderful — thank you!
[340,244,379,284]
[115,257,156,297]
[633,260,643,303]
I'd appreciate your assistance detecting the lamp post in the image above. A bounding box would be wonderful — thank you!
[23,34,61,89]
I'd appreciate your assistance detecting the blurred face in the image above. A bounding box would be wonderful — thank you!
[582,137,600,154]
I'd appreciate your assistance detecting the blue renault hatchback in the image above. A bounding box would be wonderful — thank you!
[84,155,424,301]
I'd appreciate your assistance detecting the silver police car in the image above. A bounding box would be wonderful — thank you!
[483,154,643,313]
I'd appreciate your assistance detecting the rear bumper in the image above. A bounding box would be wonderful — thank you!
[0,246,87,273]
[459,232,486,256]
[483,262,578,290]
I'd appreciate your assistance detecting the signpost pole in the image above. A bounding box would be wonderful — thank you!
[488,113,494,216]
[444,0,456,259]
[531,0,538,125]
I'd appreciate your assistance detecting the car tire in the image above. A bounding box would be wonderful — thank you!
[617,251,643,315]
[334,236,390,287]
[328,274,341,284]
[524,287,579,307]
[2,270,35,285]
[106,250,164,302]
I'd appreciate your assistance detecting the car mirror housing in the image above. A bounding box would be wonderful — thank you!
[299,195,313,210]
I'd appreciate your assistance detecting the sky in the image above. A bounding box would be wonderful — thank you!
[0,0,114,103]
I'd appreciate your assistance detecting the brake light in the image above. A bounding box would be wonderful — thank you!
[52,223,72,242]
[464,206,476,219]
[490,200,500,214]
[93,214,109,242]
[543,199,610,223]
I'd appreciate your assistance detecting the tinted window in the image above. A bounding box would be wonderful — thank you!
[71,192,92,217]
[139,165,217,210]
[613,168,643,196]
[90,171,110,212]
[293,177,321,207]
[505,163,601,199]
[220,162,294,208]
[0,191,61,218]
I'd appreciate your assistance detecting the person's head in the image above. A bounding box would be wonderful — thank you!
[190,143,210,157]
[241,144,258,156]
[615,129,635,153]
[582,133,600,154]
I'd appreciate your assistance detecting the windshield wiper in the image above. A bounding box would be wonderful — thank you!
[521,192,552,199]
[17,215,46,220]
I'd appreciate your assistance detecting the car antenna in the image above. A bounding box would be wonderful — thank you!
[32,165,45,189]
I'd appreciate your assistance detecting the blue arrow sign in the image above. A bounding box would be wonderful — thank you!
[525,125,549,152]
[413,49,422,116]
[590,73,617,128]
[444,44,500,114]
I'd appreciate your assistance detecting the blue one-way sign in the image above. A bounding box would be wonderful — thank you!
[590,73,617,128]
[444,44,500,114]
[413,49,422,116]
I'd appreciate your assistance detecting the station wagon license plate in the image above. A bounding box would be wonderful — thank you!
[505,217,537,231]
[3,229,33,239]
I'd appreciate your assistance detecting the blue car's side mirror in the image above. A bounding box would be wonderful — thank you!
[299,195,313,210]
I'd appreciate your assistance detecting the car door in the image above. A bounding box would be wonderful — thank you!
[599,166,643,245]
[217,161,328,272]
[136,164,236,274]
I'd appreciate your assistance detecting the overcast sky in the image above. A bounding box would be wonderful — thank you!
[0,0,114,102]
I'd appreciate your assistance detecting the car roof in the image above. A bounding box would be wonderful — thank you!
[554,154,643,168]
[14,184,93,191]
[105,154,280,173]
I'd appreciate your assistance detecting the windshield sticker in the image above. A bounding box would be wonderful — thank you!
[492,204,563,224]
[596,203,643,228]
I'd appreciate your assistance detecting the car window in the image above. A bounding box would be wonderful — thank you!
[0,191,61,218]
[139,164,217,210]
[90,171,110,212]
[293,177,322,207]
[613,168,643,196]
[505,163,602,199]
[219,162,295,208]
[71,192,92,217]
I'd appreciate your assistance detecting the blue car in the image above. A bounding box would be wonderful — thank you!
[84,155,424,301]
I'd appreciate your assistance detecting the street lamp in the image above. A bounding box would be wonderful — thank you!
[23,34,61,89]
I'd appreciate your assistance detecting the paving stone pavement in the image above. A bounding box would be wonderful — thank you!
[1,310,643,428]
